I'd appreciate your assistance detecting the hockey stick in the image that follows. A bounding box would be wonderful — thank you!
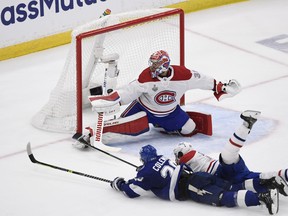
[84,9,111,89]
[81,9,120,153]
[73,133,138,168]
[26,142,111,183]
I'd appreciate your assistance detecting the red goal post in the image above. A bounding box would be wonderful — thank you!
[32,8,185,134]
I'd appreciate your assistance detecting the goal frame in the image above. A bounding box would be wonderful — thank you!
[75,8,185,134]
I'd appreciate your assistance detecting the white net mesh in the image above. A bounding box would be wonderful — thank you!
[31,8,184,133]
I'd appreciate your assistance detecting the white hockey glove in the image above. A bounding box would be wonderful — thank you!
[214,79,241,101]
[110,177,125,191]
[88,91,121,115]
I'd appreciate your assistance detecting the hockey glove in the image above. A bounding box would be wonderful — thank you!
[89,91,121,115]
[110,177,125,191]
[214,79,241,101]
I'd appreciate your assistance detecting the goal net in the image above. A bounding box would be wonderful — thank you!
[31,8,185,134]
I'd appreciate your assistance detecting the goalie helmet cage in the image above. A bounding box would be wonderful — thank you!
[31,8,185,134]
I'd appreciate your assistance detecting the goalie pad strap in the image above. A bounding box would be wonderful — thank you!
[103,111,149,136]
[186,111,212,136]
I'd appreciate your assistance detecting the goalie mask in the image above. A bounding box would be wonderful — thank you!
[148,50,170,78]
[173,142,193,164]
[140,144,158,164]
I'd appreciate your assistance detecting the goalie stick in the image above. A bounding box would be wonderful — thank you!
[26,142,111,183]
[73,133,138,168]
[84,8,112,89]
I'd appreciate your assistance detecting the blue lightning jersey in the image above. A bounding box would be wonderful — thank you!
[119,155,182,200]
[116,156,264,208]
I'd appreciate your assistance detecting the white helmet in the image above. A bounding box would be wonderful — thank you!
[173,142,193,163]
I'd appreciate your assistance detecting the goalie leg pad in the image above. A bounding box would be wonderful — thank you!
[186,111,213,136]
[103,111,149,136]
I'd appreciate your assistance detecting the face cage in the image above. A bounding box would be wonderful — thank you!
[174,151,184,164]
[149,60,169,78]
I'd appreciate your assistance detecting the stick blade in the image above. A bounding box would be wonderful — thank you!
[26,142,32,155]
[26,142,37,163]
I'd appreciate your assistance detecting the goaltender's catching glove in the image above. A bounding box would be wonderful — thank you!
[110,177,125,191]
[89,91,121,115]
[213,79,241,101]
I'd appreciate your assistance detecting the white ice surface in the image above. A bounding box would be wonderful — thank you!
[1,0,288,215]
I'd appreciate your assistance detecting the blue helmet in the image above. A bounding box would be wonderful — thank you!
[139,145,158,164]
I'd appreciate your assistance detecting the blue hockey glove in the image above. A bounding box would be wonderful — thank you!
[110,177,125,191]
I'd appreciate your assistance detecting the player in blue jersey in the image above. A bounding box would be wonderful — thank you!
[110,144,279,215]
[173,110,288,197]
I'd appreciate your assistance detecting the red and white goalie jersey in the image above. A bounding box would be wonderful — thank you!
[118,65,215,116]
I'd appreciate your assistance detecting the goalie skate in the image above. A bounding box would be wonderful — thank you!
[72,134,90,149]
[72,127,93,149]
[240,110,261,129]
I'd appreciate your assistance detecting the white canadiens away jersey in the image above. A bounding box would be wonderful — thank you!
[179,150,220,175]
[118,65,215,115]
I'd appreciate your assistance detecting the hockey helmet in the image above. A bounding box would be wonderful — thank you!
[148,50,170,78]
[173,142,193,163]
[139,144,158,164]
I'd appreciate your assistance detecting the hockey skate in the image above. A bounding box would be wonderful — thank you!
[72,132,92,150]
[240,110,261,129]
[258,188,279,215]
[260,176,288,197]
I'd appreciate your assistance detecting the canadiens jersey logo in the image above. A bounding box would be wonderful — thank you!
[154,91,176,105]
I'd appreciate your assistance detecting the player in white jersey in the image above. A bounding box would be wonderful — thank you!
[173,110,288,197]
[88,50,241,139]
